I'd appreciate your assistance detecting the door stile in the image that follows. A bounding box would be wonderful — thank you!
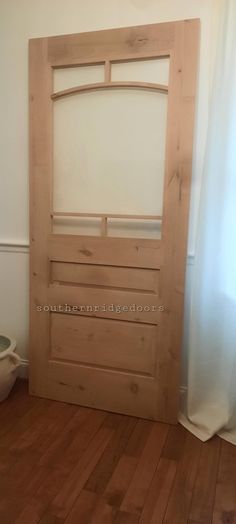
[29,38,53,395]
[158,20,200,421]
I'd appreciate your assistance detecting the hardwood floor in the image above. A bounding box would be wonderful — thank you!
[0,381,235,523]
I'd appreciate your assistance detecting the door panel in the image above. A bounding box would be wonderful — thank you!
[29,21,199,422]
[47,285,161,324]
[51,262,159,293]
[48,234,162,269]
[50,313,157,375]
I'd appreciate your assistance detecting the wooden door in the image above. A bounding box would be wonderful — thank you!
[29,21,199,423]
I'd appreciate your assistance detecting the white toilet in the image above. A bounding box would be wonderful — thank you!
[0,335,21,401]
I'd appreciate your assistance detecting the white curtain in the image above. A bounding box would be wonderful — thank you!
[180,0,236,444]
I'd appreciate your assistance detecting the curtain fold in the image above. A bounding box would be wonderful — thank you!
[180,0,236,444]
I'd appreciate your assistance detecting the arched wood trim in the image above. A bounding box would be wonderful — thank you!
[51,81,168,100]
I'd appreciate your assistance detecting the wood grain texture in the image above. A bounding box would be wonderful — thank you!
[50,313,157,375]
[121,423,169,514]
[163,433,203,523]
[213,440,236,524]
[156,18,200,423]
[40,516,64,524]
[30,20,199,423]
[139,458,177,524]
[29,37,52,397]
[50,424,113,518]
[84,416,137,494]
[46,22,176,66]
[48,234,162,269]
[51,262,159,293]
[48,283,161,324]
[51,80,168,99]
[44,361,161,420]
[0,382,235,524]
[103,455,138,508]
[189,436,221,523]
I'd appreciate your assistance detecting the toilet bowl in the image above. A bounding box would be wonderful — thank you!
[0,334,21,401]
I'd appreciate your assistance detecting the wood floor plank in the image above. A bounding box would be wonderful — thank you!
[103,418,156,509]
[164,433,203,524]
[33,402,79,457]
[13,498,44,524]
[6,402,78,496]
[35,467,71,508]
[9,401,61,452]
[0,445,16,474]
[65,491,117,524]
[114,511,140,523]
[139,457,177,524]
[103,455,138,508]
[65,491,136,524]
[0,395,36,437]
[54,409,107,474]
[8,449,42,491]
[90,498,116,523]
[85,415,137,494]
[0,381,34,430]
[50,423,113,519]
[0,381,232,524]
[213,440,236,524]
[0,398,63,460]
[39,407,101,467]
[64,490,97,524]
[121,422,169,515]
[24,410,107,500]
[0,396,44,445]
[188,436,221,523]
[124,419,153,458]
[0,496,30,524]
[39,513,65,524]
[161,423,187,461]
[34,413,108,504]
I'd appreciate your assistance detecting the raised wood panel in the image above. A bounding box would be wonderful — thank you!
[50,313,157,375]
[48,284,161,324]
[45,361,160,420]
[49,234,162,269]
[51,262,159,294]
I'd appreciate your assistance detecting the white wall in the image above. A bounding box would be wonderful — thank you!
[0,247,29,358]
[0,0,217,370]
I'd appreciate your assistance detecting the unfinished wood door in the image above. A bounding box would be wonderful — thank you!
[29,21,199,423]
